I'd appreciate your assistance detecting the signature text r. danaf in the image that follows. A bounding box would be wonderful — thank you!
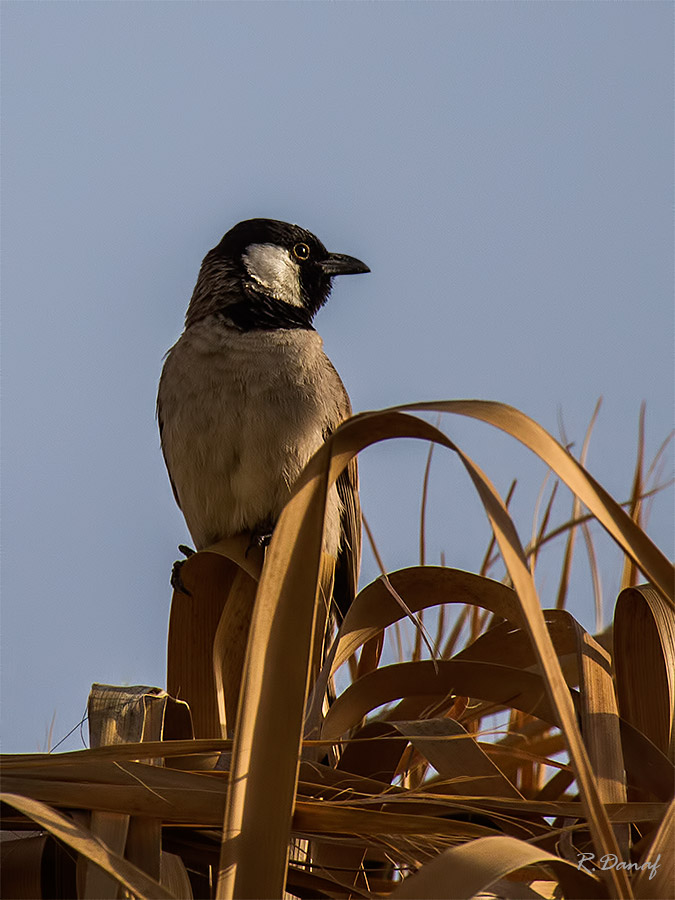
[577,853,661,880]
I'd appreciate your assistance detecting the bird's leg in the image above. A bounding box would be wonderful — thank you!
[171,544,195,595]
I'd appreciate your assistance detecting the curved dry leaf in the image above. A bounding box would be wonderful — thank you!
[569,620,626,806]
[212,567,259,737]
[190,534,264,582]
[389,833,607,899]
[456,609,580,674]
[219,411,488,898]
[308,719,407,887]
[633,798,675,900]
[331,719,407,787]
[306,567,522,738]
[619,719,674,803]
[286,864,372,900]
[220,406,653,900]
[0,738,233,766]
[167,536,263,744]
[390,719,522,800]
[322,660,559,741]
[620,404,646,592]
[1,772,226,825]
[160,852,194,898]
[0,833,47,899]
[293,800,496,840]
[529,473,558,581]
[2,755,227,792]
[217,435,334,898]
[332,567,523,674]
[555,398,602,612]
[372,796,665,824]
[394,400,673,603]
[536,767,576,802]
[298,757,399,799]
[168,550,249,743]
[0,793,176,900]
[381,408,632,897]
[462,611,625,806]
[614,585,675,763]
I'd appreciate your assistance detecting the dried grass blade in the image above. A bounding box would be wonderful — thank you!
[293,800,496,839]
[529,470,555,578]
[0,793,176,899]
[396,400,672,603]
[614,586,675,763]
[0,834,47,898]
[331,567,522,675]
[618,719,674,803]
[455,609,577,676]
[570,620,628,853]
[286,864,373,900]
[388,834,607,899]
[441,604,470,658]
[375,405,633,896]
[362,514,438,664]
[212,566,259,738]
[1,774,226,824]
[555,398,602,610]
[581,519,604,632]
[216,405,652,900]
[160,852,194,897]
[479,479,517,577]
[632,798,675,899]
[0,738,231,770]
[216,444,332,898]
[217,412,479,898]
[390,719,522,799]
[620,403,646,591]
[419,437,436,567]
[307,567,518,741]
[444,436,631,895]
[335,794,666,823]
[168,547,249,743]
[321,660,558,740]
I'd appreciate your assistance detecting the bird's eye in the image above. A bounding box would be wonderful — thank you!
[292,242,311,261]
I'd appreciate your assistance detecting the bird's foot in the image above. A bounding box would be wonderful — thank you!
[171,545,195,595]
[246,532,272,556]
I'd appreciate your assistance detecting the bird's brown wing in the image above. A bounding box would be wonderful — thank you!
[333,453,361,622]
[157,402,182,510]
[324,362,362,623]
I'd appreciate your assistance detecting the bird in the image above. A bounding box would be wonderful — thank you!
[157,218,370,622]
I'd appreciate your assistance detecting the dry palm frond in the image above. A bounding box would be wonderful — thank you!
[2,401,672,900]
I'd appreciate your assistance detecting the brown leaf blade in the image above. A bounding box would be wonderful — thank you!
[0,793,176,900]
[389,834,607,899]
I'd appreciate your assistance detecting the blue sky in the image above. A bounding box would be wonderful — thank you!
[2,1,672,753]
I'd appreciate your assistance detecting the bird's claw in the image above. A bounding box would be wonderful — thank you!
[246,532,272,556]
[171,545,195,595]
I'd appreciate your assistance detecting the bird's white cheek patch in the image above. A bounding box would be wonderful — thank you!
[243,243,302,307]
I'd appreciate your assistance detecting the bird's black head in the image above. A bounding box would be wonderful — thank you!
[186,218,369,330]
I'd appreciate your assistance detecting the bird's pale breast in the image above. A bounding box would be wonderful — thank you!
[158,318,345,552]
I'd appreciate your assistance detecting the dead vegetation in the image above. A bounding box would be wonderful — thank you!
[1,400,673,899]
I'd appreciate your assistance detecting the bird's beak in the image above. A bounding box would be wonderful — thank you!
[318,253,370,276]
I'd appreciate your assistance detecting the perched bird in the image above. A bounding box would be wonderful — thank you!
[157,218,369,621]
